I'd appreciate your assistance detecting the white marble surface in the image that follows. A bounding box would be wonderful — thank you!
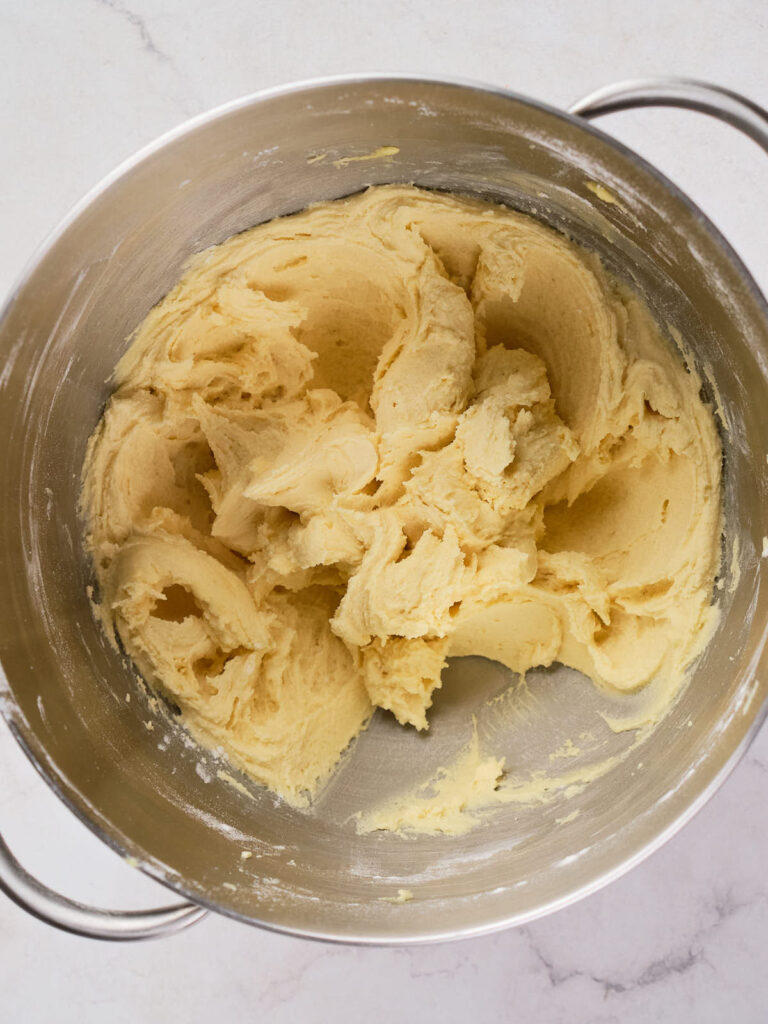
[2,1,768,1020]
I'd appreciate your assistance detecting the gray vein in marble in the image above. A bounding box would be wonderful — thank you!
[400,948,481,982]
[95,0,173,64]
[522,884,765,997]
[257,948,345,1009]
[599,946,708,995]
[92,0,199,117]
[745,751,768,773]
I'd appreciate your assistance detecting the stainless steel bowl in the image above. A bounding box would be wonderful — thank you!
[1,75,768,944]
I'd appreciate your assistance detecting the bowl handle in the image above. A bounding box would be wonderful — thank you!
[569,77,768,154]
[0,831,207,940]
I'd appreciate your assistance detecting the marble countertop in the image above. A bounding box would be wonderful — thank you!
[2,1,767,1020]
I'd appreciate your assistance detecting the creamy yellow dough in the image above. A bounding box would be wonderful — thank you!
[81,185,722,808]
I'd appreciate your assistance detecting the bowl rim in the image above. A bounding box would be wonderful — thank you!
[2,71,768,945]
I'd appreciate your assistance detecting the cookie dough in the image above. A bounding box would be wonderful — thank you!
[81,186,722,807]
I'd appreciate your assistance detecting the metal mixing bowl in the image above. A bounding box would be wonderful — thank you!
[1,75,768,944]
